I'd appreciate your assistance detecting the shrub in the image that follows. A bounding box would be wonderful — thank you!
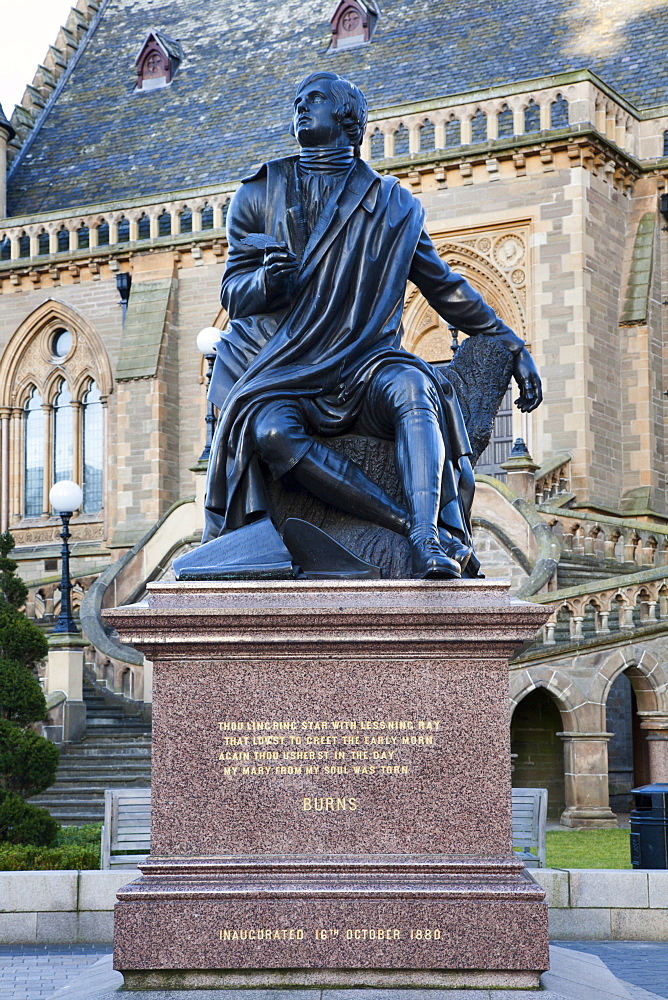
[0,531,28,608]
[0,533,60,847]
[0,842,99,870]
[56,822,102,847]
[0,791,59,846]
[0,822,102,869]
[0,718,59,798]
[0,603,48,667]
[0,658,47,726]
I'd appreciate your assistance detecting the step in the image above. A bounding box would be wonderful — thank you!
[30,794,105,806]
[56,768,151,777]
[42,811,106,824]
[78,733,151,740]
[52,770,151,781]
[86,715,146,735]
[64,749,151,758]
[35,780,150,794]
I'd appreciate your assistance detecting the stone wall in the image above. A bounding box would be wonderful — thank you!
[2,869,666,944]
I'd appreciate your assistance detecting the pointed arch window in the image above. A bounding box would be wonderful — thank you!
[82,382,103,514]
[24,389,45,518]
[53,379,74,485]
[1,306,112,532]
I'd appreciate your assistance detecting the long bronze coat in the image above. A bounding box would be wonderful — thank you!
[205,155,520,533]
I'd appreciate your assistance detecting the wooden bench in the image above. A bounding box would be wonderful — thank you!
[100,786,546,869]
[100,787,151,869]
[511,786,548,868]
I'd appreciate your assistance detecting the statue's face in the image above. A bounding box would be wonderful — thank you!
[293,79,345,147]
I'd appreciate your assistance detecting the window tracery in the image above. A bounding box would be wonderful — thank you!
[0,302,112,532]
[135,30,183,92]
[330,0,378,50]
[23,388,44,518]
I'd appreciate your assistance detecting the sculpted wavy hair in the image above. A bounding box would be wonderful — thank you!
[291,71,368,153]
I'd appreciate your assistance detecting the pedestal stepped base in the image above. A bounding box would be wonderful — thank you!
[105,580,551,989]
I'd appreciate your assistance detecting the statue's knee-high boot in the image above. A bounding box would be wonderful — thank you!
[292,441,409,536]
[395,409,461,579]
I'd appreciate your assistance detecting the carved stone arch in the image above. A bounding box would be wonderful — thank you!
[0,298,113,407]
[596,647,668,715]
[44,368,72,405]
[72,367,102,401]
[14,378,43,410]
[402,241,526,361]
[509,666,580,731]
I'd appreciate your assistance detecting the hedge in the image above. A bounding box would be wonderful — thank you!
[0,823,102,870]
[0,843,100,870]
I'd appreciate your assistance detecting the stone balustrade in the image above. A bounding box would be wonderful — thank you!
[0,187,234,264]
[542,509,668,570]
[3,72,668,267]
[535,453,572,504]
[360,71,668,164]
[528,565,668,650]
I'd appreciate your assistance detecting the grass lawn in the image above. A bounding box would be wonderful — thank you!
[545,828,632,869]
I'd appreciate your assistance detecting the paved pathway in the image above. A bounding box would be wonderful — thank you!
[1,942,668,999]
[0,945,108,999]
[554,941,668,999]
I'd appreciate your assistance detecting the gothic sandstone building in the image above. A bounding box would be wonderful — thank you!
[1,0,668,827]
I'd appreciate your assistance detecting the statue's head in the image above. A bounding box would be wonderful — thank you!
[291,71,368,152]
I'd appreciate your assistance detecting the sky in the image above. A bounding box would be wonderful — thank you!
[0,0,76,116]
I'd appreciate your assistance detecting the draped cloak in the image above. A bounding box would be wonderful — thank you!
[205,155,520,537]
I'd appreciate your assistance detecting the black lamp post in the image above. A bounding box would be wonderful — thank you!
[196,327,221,463]
[448,324,460,356]
[49,479,83,635]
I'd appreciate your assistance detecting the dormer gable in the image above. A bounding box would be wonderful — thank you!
[330,0,379,50]
[135,30,183,92]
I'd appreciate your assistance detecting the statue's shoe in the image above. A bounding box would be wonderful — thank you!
[438,529,473,571]
[410,536,461,579]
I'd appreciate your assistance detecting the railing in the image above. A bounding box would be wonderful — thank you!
[527,565,668,652]
[23,568,105,623]
[361,72,668,165]
[534,453,572,504]
[539,508,668,571]
[3,72,668,268]
[0,189,233,264]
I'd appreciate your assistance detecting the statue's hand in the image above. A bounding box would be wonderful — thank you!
[263,243,299,298]
[513,347,543,413]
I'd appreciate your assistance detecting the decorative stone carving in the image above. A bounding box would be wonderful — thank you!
[402,226,528,362]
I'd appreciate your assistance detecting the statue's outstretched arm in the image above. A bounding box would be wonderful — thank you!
[408,230,524,356]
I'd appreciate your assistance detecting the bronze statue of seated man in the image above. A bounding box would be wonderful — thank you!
[178,71,542,582]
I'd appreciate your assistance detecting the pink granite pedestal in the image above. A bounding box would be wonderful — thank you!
[105,579,551,989]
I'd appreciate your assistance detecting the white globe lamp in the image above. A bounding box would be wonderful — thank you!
[49,479,83,634]
[196,327,221,462]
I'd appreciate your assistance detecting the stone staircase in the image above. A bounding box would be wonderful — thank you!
[29,682,151,826]
[556,552,638,589]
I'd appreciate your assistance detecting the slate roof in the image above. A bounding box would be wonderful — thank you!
[7,0,668,216]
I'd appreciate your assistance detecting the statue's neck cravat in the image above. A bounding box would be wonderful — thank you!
[297,145,355,236]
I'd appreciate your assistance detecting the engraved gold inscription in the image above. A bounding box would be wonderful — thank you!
[302,796,357,811]
[217,927,442,943]
[218,719,440,732]
[219,928,304,941]
[216,718,441,783]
